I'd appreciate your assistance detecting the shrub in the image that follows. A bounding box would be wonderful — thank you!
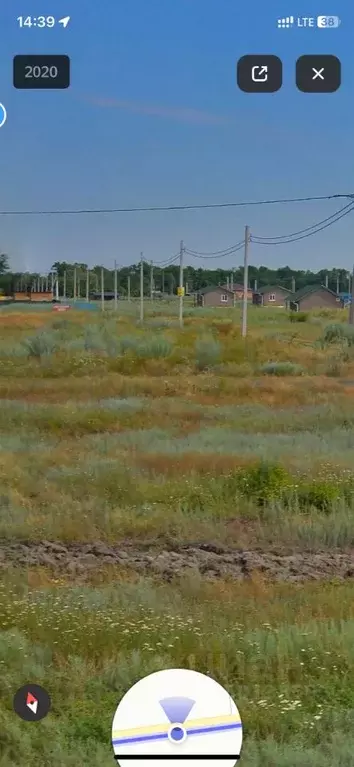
[325,356,344,377]
[118,336,141,354]
[22,331,59,359]
[297,481,342,512]
[84,328,106,352]
[195,338,221,371]
[237,462,292,506]
[258,361,304,376]
[289,312,308,323]
[135,337,172,359]
[321,323,354,347]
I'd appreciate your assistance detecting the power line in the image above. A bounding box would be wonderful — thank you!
[152,252,180,267]
[187,242,245,260]
[252,201,354,241]
[0,194,353,216]
[185,239,244,256]
[251,203,354,246]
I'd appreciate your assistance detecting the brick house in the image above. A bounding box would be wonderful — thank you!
[221,283,254,300]
[286,284,342,311]
[194,285,235,307]
[253,285,292,307]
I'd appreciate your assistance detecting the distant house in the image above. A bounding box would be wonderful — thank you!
[286,284,342,311]
[339,292,352,306]
[221,283,254,300]
[14,290,54,303]
[90,291,119,301]
[253,285,291,307]
[194,285,235,307]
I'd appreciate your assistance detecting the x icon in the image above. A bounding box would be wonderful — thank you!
[312,67,325,80]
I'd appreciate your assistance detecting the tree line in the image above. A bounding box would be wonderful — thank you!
[0,256,351,296]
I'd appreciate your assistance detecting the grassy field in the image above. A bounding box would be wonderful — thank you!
[2,300,354,766]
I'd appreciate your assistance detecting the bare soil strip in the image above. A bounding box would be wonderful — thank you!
[1,540,354,582]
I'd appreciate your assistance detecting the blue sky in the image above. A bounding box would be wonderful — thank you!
[0,1,352,273]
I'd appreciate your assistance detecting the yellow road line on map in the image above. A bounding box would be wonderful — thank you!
[113,713,241,739]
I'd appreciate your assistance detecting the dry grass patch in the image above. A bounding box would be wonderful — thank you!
[134,451,255,476]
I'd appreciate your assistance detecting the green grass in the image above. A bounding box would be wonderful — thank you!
[2,576,354,765]
[1,303,354,765]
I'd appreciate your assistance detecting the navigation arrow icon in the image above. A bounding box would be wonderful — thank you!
[58,16,70,28]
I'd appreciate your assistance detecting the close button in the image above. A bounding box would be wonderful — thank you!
[296,55,341,92]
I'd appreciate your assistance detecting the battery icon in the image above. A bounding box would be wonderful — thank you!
[317,15,340,27]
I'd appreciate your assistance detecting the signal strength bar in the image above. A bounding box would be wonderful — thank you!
[277,16,294,28]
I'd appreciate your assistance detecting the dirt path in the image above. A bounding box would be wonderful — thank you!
[1,539,354,582]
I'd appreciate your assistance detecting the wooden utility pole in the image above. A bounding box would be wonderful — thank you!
[349,265,354,324]
[73,268,77,301]
[140,253,144,323]
[179,240,184,328]
[150,261,154,301]
[101,267,105,312]
[86,268,90,302]
[114,260,118,311]
[241,226,249,337]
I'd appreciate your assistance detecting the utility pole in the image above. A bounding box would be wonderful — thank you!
[325,274,328,288]
[140,253,144,323]
[73,268,77,301]
[179,239,184,328]
[162,268,165,295]
[63,271,66,300]
[86,267,90,302]
[241,226,249,338]
[101,267,105,312]
[336,275,340,294]
[291,277,296,293]
[349,265,354,324]
[127,274,131,302]
[55,272,59,300]
[150,261,154,301]
[114,260,118,311]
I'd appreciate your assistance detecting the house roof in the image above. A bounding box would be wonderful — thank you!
[220,283,253,292]
[197,285,235,296]
[257,284,292,294]
[288,283,338,302]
